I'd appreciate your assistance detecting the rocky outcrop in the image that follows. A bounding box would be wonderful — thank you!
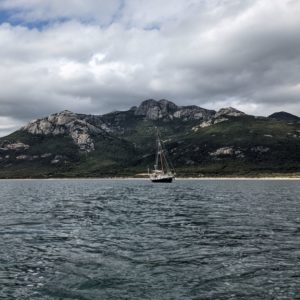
[0,142,30,151]
[134,99,215,121]
[193,117,230,130]
[209,145,271,159]
[209,147,245,158]
[215,107,245,118]
[22,110,107,152]
[210,147,235,156]
[192,107,246,131]
[134,99,178,120]
[173,106,215,121]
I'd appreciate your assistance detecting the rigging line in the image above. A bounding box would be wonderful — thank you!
[155,126,175,173]
[165,149,176,172]
[159,133,174,172]
[160,148,164,172]
[154,129,160,170]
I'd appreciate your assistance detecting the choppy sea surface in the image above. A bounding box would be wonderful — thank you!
[0,179,300,300]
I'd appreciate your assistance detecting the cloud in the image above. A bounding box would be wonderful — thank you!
[0,0,122,25]
[0,0,300,136]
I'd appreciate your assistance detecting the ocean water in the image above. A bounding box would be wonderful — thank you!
[0,179,300,300]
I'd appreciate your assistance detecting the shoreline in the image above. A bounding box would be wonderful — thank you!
[0,177,300,181]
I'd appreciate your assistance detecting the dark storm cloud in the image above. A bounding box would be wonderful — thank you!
[0,0,300,136]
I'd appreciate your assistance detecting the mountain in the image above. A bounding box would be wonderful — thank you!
[269,111,300,122]
[133,99,215,121]
[1,99,300,178]
[23,110,106,152]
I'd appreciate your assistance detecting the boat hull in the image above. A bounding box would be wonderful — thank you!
[151,177,173,183]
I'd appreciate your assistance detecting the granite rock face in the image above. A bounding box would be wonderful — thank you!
[173,106,215,121]
[23,110,106,152]
[192,107,246,131]
[134,99,215,121]
[215,107,245,118]
[134,99,178,120]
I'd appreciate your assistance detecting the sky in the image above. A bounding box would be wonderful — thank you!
[0,0,300,136]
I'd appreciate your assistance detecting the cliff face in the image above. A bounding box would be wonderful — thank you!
[22,110,108,152]
[134,99,177,120]
[134,99,215,121]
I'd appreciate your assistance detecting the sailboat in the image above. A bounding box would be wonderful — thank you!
[149,128,176,183]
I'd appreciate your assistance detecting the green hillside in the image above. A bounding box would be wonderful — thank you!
[1,100,300,178]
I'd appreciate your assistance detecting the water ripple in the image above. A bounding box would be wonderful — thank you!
[0,179,300,299]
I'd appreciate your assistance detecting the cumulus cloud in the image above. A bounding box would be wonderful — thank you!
[0,0,300,136]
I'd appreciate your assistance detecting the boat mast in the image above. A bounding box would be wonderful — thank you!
[155,127,164,172]
[154,127,175,175]
[154,128,159,171]
[159,139,164,173]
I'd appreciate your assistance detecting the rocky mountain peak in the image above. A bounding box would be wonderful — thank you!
[134,99,215,121]
[23,111,105,152]
[215,107,245,118]
[134,99,178,120]
[48,110,77,125]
